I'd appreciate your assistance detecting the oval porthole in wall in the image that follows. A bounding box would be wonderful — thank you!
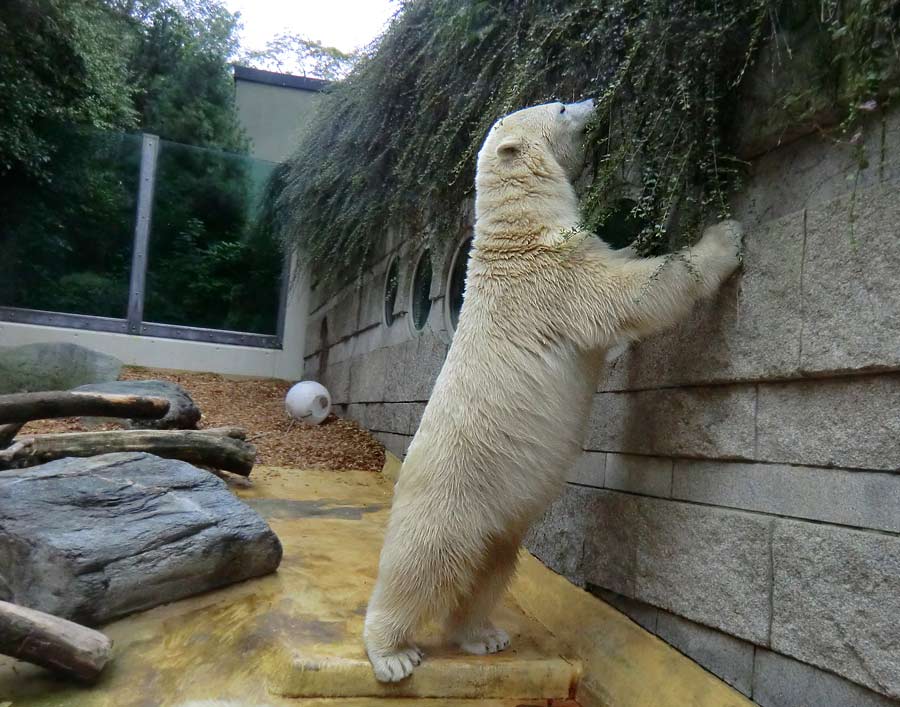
[446,236,473,332]
[409,249,432,333]
[383,257,399,327]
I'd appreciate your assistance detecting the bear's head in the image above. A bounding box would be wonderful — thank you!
[477,99,595,185]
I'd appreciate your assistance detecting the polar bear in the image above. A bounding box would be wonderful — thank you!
[363,99,742,682]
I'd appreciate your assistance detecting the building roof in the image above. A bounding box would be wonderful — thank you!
[232,65,330,92]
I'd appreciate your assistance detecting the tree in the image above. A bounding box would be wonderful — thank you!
[241,33,358,80]
[0,0,283,334]
[0,0,137,176]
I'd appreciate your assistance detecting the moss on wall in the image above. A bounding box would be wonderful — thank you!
[272,0,900,287]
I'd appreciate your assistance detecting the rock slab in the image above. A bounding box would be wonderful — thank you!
[74,379,201,429]
[0,342,122,394]
[0,452,282,626]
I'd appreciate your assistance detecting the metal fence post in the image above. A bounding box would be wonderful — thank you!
[127,133,159,335]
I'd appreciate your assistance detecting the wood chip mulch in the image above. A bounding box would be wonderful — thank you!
[20,366,385,472]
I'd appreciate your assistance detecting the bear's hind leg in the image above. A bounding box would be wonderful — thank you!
[364,577,427,683]
[365,527,452,682]
[446,536,520,655]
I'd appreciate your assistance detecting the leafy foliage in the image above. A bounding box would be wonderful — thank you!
[274,0,900,286]
[0,0,281,334]
[0,0,137,176]
[241,33,359,80]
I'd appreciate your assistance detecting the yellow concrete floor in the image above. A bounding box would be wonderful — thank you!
[0,462,754,707]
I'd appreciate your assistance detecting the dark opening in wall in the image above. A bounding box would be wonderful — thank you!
[447,236,473,331]
[596,198,646,250]
[318,317,329,373]
[410,249,432,333]
[383,257,399,327]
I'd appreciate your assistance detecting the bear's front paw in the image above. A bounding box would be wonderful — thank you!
[699,219,744,265]
[458,626,511,655]
[367,645,423,683]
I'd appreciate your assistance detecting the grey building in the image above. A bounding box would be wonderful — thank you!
[233,65,328,163]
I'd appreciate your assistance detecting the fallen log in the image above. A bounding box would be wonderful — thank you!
[0,422,23,448]
[197,426,247,440]
[0,428,256,475]
[0,391,170,425]
[0,599,112,682]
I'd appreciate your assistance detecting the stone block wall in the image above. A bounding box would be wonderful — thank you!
[303,109,900,706]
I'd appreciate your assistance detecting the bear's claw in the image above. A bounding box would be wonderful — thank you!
[369,645,423,682]
[459,626,510,655]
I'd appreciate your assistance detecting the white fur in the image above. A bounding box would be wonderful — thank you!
[364,100,742,682]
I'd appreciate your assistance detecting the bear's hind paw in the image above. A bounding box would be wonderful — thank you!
[459,626,510,655]
[368,645,423,682]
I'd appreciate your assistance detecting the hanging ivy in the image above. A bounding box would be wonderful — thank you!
[272,0,900,287]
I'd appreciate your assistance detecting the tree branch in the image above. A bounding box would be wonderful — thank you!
[0,600,112,682]
[0,428,256,476]
[0,391,170,425]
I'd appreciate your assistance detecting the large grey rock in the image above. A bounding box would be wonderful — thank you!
[655,610,755,697]
[801,181,900,375]
[73,380,201,429]
[0,342,122,394]
[585,385,756,459]
[601,210,804,391]
[771,520,900,698]
[752,648,899,707]
[756,375,900,471]
[0,452,282,626]
[673,459,900,533]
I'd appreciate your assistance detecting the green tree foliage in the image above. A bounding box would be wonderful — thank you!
[0,0,282,334]
[273,0,900,287]
[0,0,137,176]
[241,33,359,80]
[125,0,247,150]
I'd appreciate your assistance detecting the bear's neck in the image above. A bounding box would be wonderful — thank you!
[474,170,581,249]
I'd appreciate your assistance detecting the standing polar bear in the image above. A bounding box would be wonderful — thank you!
[364,99,742,682]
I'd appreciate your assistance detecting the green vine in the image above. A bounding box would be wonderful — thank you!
[272,0,900,287]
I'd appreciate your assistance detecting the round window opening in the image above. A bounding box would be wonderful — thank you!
[447,237,473,331]
[383,258,399,326]
[410,249,432,332]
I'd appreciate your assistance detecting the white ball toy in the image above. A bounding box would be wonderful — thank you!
[285,381,331,426]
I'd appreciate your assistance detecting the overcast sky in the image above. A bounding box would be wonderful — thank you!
[224,0,399,55]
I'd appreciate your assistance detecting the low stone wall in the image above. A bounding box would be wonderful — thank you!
[303,109,900,706]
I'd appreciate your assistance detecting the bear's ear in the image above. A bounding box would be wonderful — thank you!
[496,137,522,160]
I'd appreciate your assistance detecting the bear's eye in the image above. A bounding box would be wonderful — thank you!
[559,105,566,114]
